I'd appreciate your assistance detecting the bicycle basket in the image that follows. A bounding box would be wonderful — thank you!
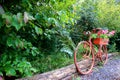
[93,38,109,45]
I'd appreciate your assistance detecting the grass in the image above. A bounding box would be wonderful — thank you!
[110,52,120,59]
[31,53,74,74]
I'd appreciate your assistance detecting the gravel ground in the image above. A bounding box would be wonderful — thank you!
[76,56,120,80]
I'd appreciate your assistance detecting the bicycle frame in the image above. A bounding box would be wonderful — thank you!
[88,37,106,61]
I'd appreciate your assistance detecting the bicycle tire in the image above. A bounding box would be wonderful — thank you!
[74,41,95,74]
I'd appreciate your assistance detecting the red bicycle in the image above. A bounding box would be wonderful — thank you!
[74,28,109,74]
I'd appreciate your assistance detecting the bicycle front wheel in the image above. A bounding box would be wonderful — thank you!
[74,41,94,74]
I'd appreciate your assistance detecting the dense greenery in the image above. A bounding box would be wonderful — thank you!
[0,0,80,78]
[0,0,120,79]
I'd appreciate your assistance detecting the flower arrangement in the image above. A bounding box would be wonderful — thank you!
[91,29,115,39]
[91,29,115,45]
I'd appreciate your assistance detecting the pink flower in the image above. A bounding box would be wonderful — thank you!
[108,30,115,36]
[109,31,115,35]
[102,30,108,34]
[0,76,3,80]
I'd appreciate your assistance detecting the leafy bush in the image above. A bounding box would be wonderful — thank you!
[0,11,40,77]
[0,0,79,78]
[0,53,37,77]
[31,53,73,73]
[95,0,120,31]
[71,0,98,44]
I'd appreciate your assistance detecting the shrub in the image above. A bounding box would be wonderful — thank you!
[95,0,120,31]
[0,0,80,78]
[71,0,98,44]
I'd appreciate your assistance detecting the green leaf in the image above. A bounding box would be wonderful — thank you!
[15,37,23,48]
[1,54,8,64]
[17,62,25,68]
[2,14,12,27]
[31,47,39,56]
[35,27,43,35]
[91,34,97,38]
[5,61,11,65]
[35,13,41,20]
[12,15,22,31]
[60,47,73,56]
[30,68,37,73]
[24,71,32,77]
[7,37,14,47]
[17,13,24,26]
[17,68,23,74]
[6,68,16,76]
[0,71,3,76]
[100,34,108,38]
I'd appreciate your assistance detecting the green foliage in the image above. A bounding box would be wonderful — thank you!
[100,34,108,39]
[71,0,98,44]
[0,0,79,78]
[0,53,37,77]
[108,32,119,52]
[108,43,117,53]
[95,0,120,31]
[2,13,24,31]
[91,34,98,39]
[31,53,73,73]
[0,11,40,78]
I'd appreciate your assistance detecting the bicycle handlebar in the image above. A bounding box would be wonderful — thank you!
[84,28,105,36]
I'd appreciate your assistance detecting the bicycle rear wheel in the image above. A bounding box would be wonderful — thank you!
[101,45,108,64]
[74,41,94,74]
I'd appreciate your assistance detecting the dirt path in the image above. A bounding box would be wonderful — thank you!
[74,56,120,80]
